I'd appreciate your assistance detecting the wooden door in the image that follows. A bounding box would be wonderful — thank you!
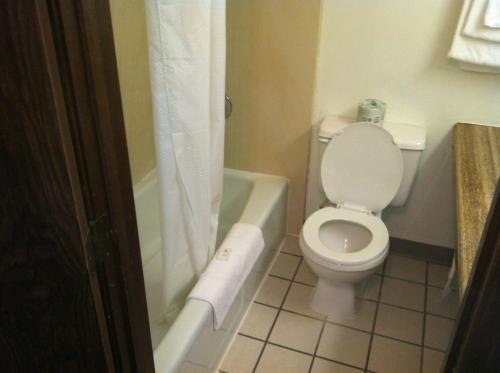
[0,1,154,372]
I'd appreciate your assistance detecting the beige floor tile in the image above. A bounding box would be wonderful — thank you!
[269,253,301,280]
[385,255,426,284]
[178,362,207,373]
[426,287,459,319]
[427,263,451,288]
[283,282,323,319]
[220,335,263,373]
[380,277,425,311]
[281,235,302,256]
[425,315,455,351]
[311,357,363,373]
[368,335,421,373]
[376,261,385,274]
[255,344,312,373]
[255,276,290,308]
[374,304,423,344]
[243,270,265,301]
[295,261,318,286]
[422,348,445,373]
[239,303,278,340]
[317,323,370,368]
[269,311,323,354]
[358,274,382,301]
[327,299,376,332]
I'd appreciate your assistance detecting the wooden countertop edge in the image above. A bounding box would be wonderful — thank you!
[454,123,500,297]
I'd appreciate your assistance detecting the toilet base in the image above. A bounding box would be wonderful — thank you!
[311,278,357,319]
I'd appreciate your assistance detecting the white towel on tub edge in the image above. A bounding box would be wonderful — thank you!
[188,223,265,329]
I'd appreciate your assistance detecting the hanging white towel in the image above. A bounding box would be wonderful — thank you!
[485,0,500,27]
[188,223,265,329]
[145,0,226,323]
[449,0,500,71]
[463,0,500,42]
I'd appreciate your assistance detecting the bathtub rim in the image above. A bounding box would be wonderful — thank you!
[151,168,288,373]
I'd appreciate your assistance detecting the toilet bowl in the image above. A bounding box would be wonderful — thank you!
[299,122,404,315]
[300,207,388,281]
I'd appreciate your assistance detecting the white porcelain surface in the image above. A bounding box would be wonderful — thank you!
[321,123,403,213]
[300,207,389,270]
[299,208,388,316]
[319,220,372,254]
[305,116,425,217]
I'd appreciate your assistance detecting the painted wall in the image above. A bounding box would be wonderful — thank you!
[225,0,323,234]
[313,0,500,248]
[109,0,156,184]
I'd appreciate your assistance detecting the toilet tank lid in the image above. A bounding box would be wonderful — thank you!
[319,116,426,151]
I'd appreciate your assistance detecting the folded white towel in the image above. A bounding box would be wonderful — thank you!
[459,61,500,72]
[485,0,500,28]
[188,223,265,329]
[449,0,500,70]
[463,0,500,42]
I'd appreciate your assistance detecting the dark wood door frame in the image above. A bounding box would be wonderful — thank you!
[1,0,154,371]
[445,180,500,372]
[45,0,155,372]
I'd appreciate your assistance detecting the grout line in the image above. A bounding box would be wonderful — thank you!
[238,332,266,343]
[377,301,425,314]
[292,279,318,287]
[268,273,316,288]
[420,262,429,373]
[427,283,448,290]
[383,274,426,286]
[313,354,368,371]
[424,345,448,353]
[279,308,323,322]
[371,333,434,350]
[279,251,303,258]
[426,312,456,321]
[325,320,371,335]
[267,341,314,356]
[251,256,304,373]
[268,273,297,282]
[279,251,302,259]
[253,300,281,309]
[363,261,385,372]
[308,315,327,373]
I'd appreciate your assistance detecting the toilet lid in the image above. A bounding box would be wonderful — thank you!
[321,123,403,213]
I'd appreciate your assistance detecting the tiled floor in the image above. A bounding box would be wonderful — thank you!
[219,236,459,373]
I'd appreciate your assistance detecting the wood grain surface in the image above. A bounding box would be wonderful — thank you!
[0,1,107,371]
[454,123,500,296]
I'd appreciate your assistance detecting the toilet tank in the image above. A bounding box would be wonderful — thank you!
[315,116,426,209]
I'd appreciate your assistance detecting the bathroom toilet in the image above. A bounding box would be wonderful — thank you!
[300,119,425,316]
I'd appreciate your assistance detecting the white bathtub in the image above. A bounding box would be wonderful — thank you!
[133,168,288,373]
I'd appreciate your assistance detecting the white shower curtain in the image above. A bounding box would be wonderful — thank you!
[145,0,226,322]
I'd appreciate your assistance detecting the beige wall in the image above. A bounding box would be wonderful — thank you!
[110,0,156,184]
[225,0,323,234]
[314,0,500,248]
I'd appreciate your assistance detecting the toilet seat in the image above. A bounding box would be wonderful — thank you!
[301,207,389,271]
[321,123,403,214]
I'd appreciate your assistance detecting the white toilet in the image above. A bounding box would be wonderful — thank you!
[300,117,426,315]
